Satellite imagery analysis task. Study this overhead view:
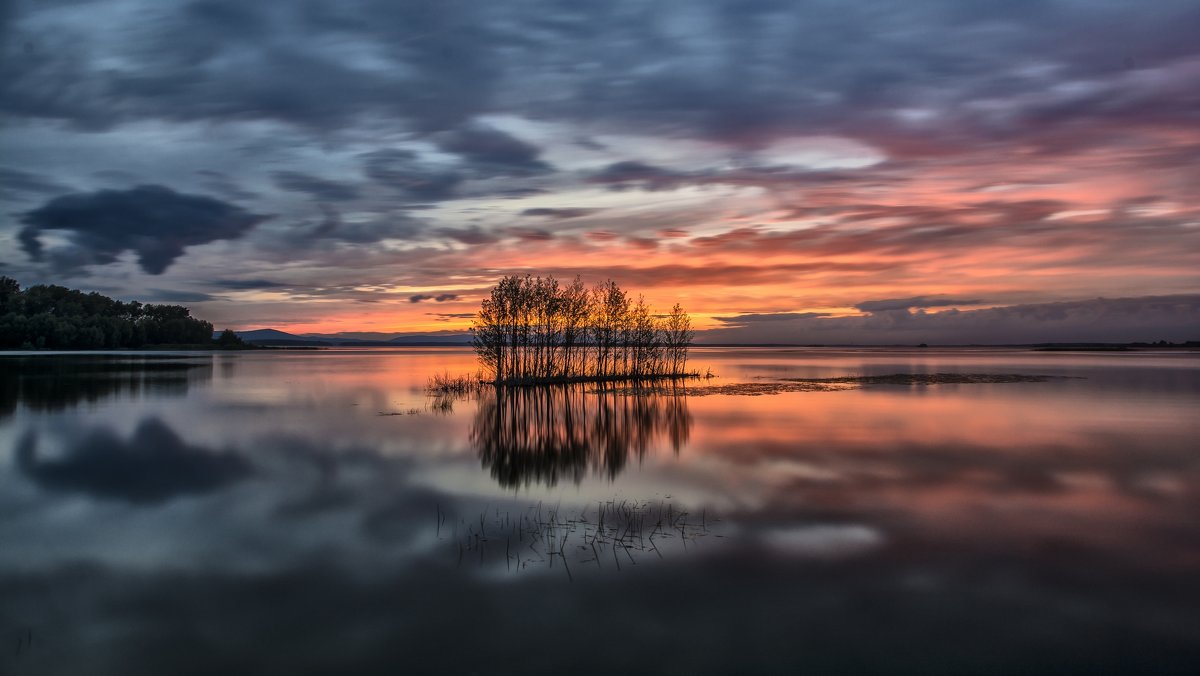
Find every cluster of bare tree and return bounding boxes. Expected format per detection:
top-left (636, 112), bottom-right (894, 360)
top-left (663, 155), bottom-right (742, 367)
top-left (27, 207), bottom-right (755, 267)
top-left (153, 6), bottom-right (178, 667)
top-left (472, 275), bottom-right (694, 384)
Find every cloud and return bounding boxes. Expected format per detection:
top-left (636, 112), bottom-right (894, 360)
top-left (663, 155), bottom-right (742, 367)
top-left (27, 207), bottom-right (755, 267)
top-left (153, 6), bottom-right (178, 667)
top-left (507, 227), bottom-right (553, 241)
top-left (4, 0), bottom-right (1198, 155)
top-left (302, 204), bottom-right (424, 244)
top-left (701, 295), bottom-right (1200, 345)
top-left (0, 0), bottom-right (1197, 329)
top-left (521, 208), bottom-right (599, 219)
top-left (195, 170), bottom-right (260, 202)
top-left (432, 123), bottom-right (552, 176)
top-left (714, 312), bottom-right (831, 324)
top-left (271, 170), bottom-right (360, 202)
top-left (0, 167), bottom-right (73, 199)
top-left (435, 226), bottom-right (500, 245)
top-left (591, 161), bottom-right (689, 191)
top-left (428, 312), bottom-right (475, 321)
top-left (361, 149), bottom-right (463, 202)
top-left (409, 293), bottom-right (459, 303)
top-left (18, 185), bottom-right (269, 275)
top-left (0, 0), bottom-right (498, 132)
top-left (16, 418), bottom-right (252, 504)
top-left (856, 296), bottom-right (985, 313)
top-left (207, 278), bottom-right (288, 290)
top-left (145, 288), bottom-right (219, 303)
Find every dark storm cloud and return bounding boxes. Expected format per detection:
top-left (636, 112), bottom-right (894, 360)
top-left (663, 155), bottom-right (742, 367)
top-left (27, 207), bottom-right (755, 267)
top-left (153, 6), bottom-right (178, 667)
top-left (18, 185), bottom-right (269, 275)
top-left (857, 296), bottom-right (985, 313)
top-left (16, 418), bottom-right (252, 504)
top-left (271, 171), bottom-right (360, 202)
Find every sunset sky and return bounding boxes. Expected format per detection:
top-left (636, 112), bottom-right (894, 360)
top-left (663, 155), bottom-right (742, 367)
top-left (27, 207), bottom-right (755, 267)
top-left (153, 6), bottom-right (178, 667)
top-left (1, 0), bottom-right (1197, 343)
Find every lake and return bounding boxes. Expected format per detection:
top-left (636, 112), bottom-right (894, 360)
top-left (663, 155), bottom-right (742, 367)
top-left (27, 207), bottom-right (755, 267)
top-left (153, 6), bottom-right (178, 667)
top-left (2, 347), bottom-right (1198, 674)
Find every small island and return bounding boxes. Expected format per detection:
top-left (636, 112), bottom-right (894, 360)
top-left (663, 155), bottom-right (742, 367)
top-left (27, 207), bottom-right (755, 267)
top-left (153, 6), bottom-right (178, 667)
top-left (470, 275), bottom-right (695, 385)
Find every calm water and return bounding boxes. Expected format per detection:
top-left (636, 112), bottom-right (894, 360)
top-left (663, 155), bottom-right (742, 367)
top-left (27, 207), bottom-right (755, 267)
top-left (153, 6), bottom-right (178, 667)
top-left (2, 347), bottom-right (1198, 674)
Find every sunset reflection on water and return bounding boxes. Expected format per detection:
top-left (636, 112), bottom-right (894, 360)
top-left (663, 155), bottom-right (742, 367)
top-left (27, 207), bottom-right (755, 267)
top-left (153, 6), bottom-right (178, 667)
top-left (2, 348), bottom-right (1197, 674)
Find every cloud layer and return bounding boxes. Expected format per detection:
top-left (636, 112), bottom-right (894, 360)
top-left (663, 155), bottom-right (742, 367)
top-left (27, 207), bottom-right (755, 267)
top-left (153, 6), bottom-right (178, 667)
top-left (705, 295), bottom-right (1200, 345)
top-left (1, 0), bottom-right (1197, 339)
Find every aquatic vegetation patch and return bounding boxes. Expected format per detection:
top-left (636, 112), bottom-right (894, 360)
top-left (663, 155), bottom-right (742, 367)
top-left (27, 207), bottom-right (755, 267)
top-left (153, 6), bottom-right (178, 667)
top-left (785, 373), bottom-right (1062, 385)
top-left (688, 381), bottom-right (859, 396)
top-left (440, 499), bottom-right (718, 579)
top-left (689, 373), bottom-right (1068, 396)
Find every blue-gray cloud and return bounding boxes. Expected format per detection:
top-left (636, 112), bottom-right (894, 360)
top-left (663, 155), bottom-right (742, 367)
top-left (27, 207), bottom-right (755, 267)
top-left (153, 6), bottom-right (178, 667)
top-left (207, 278), bottom-right (288, 290)
top-left (6, 0), bottom-right (1195, 147)
top-left (19, 185), bottom-right (269, 275)
top-left (271, 171), bottom-right (360, 202)
top-left (521, 208), bottom-right (599, 219)
top-left (856, 296), bottom-right (985, 313)
top-left (0, 167), bottom-right (74, 200)
top-left (714, 312), bottom-right (831, 324)
top-left (433, 123), bottom-right (552, 177)
top-left (702, 296), bottom-right (1200, 345)
top-left (409, 293), bottom-right (459, 303)
top-left (361, 149), bottom-right (463, 202)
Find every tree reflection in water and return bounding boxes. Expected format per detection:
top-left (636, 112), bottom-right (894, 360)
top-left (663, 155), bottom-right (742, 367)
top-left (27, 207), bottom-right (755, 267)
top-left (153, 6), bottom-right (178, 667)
top-left (0, 356), bottom-right (212, 419)
top-left (471, 383), bottom-right (692, 488)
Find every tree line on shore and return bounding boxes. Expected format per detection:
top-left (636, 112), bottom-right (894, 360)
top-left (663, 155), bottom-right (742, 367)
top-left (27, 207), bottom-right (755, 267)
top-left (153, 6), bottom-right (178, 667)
top-left (0, 276), bottom-right (238, 349)
top-left (471, 275), bottom-right (694, 384)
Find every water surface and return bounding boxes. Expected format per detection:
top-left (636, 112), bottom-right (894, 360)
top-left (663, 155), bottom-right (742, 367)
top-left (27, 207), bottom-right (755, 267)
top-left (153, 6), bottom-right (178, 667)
top-left (2, 347), bottom-right (1198, 674)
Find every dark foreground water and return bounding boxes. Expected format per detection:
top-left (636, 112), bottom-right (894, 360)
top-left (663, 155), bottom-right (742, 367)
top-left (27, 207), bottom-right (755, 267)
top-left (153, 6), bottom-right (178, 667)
top-left (2, 347), bottom-right (1198, 675)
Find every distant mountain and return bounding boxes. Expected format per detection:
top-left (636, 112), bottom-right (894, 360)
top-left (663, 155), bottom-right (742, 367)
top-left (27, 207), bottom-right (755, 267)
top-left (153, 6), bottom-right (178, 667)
top-left (389, 333), bottom-right (470, 345)
top-left (231, 329), bottom-right (305, 341)
top-left (300, 332), bottom-right (400, 343)
top-left (223, 328), bottom-right (471, 346)
top-left (221, 329), bottom-right (332, 346)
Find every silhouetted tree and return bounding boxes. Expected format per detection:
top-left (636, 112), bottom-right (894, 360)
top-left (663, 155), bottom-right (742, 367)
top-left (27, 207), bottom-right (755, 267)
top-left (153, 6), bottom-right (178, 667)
top-left (0, 278), bottom-right (215, 349)
top-left (216, 329), bottom-right (244, 348)
top-left (471, 274), bottom-right (694, 383)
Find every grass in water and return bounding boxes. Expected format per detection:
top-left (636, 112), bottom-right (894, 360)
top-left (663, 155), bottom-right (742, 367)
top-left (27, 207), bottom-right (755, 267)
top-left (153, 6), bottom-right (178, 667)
top-left (426, 371), bottom-right (487, 395)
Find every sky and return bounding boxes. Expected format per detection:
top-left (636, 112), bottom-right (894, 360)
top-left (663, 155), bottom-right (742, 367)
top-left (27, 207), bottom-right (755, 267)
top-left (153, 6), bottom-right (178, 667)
top-left (1, 0), bottom-right (1197, 343)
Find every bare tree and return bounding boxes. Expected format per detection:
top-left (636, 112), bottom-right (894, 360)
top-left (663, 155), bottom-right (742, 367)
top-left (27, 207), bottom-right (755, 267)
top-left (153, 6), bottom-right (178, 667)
top-left (471, 274), bottom-right (693, 384)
